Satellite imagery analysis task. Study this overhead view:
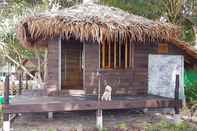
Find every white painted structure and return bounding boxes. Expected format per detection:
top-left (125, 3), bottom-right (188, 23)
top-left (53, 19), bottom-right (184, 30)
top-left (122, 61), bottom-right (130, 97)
top-left (148, 55), bottom-right (185, 101)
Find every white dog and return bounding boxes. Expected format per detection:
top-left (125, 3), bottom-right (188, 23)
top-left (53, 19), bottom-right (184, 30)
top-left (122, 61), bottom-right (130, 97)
top-left (101, 85), bottom-right (112, 101)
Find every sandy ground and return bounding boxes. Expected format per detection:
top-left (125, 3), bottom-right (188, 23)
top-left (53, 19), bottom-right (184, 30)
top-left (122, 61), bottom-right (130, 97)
top-left (12, 109), bottom-right (164, 131)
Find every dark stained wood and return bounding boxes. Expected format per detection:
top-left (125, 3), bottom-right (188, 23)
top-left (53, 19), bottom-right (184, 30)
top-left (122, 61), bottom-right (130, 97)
top-left (47, 39), bottom-right (59, 96)
top-left (84, 42), bottom-right (99, 95)
top-left (4, 95), bottom-right (180, 113)
top-left (175, 74), bottom-right (180, 114)
top-left (3, 75), bottom-right (9, 121)
top-left (19, 73), bottom-right (22, 95)
top-left (61, 40), bottom-right (83, 90)
top-left (46, 39), bottom-right (185, 96)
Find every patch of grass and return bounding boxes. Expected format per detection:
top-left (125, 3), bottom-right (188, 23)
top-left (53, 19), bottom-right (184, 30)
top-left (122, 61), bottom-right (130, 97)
top-left (99, 128), bottom-right (108, 131)
top-left (116, 122), bottom-right (128, 129)
top-left (47, 128), bottom-right (57, 131)
top-left (146, 120), bottom-right (197, 131)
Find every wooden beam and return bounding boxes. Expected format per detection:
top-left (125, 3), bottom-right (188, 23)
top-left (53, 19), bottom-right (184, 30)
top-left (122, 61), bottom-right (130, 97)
top-left (4, 98), bottom-right (180, 113)
top-left (175, 74), bottom-right (180, 114)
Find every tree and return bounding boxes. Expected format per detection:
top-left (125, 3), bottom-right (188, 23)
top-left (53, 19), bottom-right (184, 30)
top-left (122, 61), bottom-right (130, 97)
top-left (101, 0), bottom-right (196, 44)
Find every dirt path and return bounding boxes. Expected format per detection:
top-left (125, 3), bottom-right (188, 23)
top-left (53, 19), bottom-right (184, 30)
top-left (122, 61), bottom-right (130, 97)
top-left (12, 109), bottom-right (163, 131)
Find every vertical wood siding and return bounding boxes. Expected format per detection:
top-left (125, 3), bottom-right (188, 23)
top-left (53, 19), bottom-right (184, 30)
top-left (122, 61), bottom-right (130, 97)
top-left (47, 39), bottom-right (59, 96)
top-left (46, 39), bottom-right (184, 96)
top-left (84, 42), bottom-right (99, 95)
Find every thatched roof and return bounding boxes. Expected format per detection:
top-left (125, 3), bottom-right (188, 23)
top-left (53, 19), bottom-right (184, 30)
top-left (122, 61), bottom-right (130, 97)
top-left (16, 3), bottom-right (197, 60)
top-left (17, 3), bottom-right (180, 46)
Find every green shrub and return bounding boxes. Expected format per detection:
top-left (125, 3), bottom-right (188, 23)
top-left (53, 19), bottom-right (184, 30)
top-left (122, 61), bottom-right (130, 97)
top-left (184, 69), bottom-right (197, 103)
top-left (146, 120), bottom-right (197, 131)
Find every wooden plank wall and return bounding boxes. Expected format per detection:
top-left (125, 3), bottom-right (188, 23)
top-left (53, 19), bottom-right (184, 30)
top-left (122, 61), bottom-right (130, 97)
top-left (46, 39), bottom-right (59, 96)
top-left (45, 39), bottom-right (185, 96)
top-left (84, 42), bottom-right (184, 96)
top-left (84, 42), bottom-right (99, 95)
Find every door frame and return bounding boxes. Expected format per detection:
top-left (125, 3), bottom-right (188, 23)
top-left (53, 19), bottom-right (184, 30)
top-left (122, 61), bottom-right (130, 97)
top-left (58, 38), bottom-right (84, 91)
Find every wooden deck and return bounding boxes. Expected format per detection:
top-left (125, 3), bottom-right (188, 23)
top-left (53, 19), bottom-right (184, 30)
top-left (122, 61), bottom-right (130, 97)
top-left (3, 91), bottom-right (181, 113)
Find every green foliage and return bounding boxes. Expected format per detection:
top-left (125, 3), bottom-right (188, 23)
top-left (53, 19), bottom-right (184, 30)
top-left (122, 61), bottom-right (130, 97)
top-left (116, 122), bottom-right (128, 129)
top-left (182, 24), bottom-right (196, 44)
top-left (101, 0), bottom-right (162, 19)
top-left (184, 69), bottom-right (197, 103)
top-left (0, 1), bottom-right (46, 63)
top-left (185, 83), bottom-right (197, 103)
top-left (101, 0), bottom-right (196, 44)
top-left (146, 120), bottom-right (197, 131)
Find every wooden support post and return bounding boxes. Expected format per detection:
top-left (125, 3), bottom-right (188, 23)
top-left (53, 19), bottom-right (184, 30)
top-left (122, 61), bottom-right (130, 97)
top-left (19, 73), bottom-right (22, 95)
top-left (96, 109), bottom-right (103, 129)
top-left (48, 112), bottom-right (53, 120)
top-left (25, 74), bottom-right (28, 90)
top-left (96, 70), bottom-right (103, 129)
top-left (3, 75), bottom-right (10, 131)
top-left (175, 74), bottom-right (180, 114)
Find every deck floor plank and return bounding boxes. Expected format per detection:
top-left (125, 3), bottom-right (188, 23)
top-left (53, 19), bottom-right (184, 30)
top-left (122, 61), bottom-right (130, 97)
top-left (3, 92), bottom-right (179, 113)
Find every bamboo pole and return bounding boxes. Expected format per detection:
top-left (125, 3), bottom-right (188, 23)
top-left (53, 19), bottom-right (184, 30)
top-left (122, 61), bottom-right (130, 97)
top-left (125, 43), bottom-right (128, 68)
top-left (102, 44), bottom-right (105, 68)
top-left (119, 43), bottom-right (121, 68)
top-left (131, 44), bottom-right (135, 69)
top-left (114, 43), bottom-right (116, 68)
top-left (108, 43), bottom-right (111, 68)
top-left (129, 43), bottom-right (132, 67)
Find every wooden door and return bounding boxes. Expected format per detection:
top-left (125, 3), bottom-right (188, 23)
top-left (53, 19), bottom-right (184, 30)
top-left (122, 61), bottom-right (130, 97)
top-left (62, 40), bottom-right (83, 90)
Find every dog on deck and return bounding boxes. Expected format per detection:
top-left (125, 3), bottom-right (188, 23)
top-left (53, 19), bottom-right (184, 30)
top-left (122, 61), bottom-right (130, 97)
top-left (101, 85), bottom-right (112, 101)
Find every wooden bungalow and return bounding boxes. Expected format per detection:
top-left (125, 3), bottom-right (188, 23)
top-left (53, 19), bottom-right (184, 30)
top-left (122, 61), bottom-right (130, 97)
top-left (2, 3), bottom-right (197, 130)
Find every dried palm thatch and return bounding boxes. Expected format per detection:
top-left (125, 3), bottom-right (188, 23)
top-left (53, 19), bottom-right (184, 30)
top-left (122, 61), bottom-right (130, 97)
top-left (16, 3), bottom-right (179, 46)
top-left (16, 3), bottom-right (197, 60)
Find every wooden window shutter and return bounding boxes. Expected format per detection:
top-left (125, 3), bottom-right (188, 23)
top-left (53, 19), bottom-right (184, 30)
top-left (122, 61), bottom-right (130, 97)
top-left (158, 43), bottom-right (168, 53)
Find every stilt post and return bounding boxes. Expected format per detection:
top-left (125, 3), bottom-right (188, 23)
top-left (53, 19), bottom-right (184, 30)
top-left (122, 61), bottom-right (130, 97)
top-left (3, 75), bottom-right (10, 131)
top-left (175, 74), bottom-right (180, 114)
top-left (18, 73), bottom-right (22, 95)
top-left (25, 74), bottom-right (28, 90)
top-left (48, 112), bottom-right (53, 119)
top-left (96, 69), bottom-right (103, 129)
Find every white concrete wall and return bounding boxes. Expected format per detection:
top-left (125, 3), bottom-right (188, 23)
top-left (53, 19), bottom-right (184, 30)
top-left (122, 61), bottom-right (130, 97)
top-left (148, 55), bottom-right (185, 100)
